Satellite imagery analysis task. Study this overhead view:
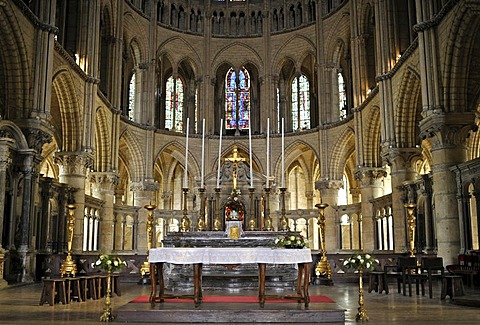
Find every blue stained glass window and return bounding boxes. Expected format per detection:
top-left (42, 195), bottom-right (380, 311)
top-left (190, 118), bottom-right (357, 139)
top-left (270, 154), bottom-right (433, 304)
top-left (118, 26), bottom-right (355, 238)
top-left (291, 74), bottom-right (310, 130)
top-left (225, 67), bottom-right (250, 130)
top-left (165, 76), bottom-right (184, 132)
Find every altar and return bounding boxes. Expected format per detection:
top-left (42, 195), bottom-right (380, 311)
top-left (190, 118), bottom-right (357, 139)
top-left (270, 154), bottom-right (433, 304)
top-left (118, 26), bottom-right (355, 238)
top-left (149, 247), bottom-right (312, 308)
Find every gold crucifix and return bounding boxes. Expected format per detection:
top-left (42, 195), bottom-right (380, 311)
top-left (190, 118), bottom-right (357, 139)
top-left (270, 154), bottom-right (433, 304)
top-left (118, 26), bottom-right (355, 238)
top-left (225, 146), bottom-right (246, 189)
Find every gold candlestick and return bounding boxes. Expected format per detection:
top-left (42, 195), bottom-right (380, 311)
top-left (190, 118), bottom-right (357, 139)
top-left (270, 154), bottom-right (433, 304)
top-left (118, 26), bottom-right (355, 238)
top-left (60, 203), bottom-right (77, 277)
top-left (263, 187), bottom-right (273, 231)
top-left (180, 188), bottom-right (191, 231)
top-left (355, 268), bottom-right (369, 322)
top-left (100, 270), bottom-right (114, 322)
top-left (248, 187), bottom-right (256, 230)
top-left (213, 188), bottom-right (222, 231)
top-left (315, 202), bottom-right (332, 283)
top-left (197, 188), bottom-right (207, 231)
top-left (140, 203), bottom-right (156, 278)
top-left (279, 187), bottom-right (288, 231)
top-left (405, 203), bottom-right (417, 257)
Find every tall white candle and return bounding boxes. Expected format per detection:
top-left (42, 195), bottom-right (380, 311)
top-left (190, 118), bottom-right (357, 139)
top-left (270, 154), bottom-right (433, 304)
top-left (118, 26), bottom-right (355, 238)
top-left (201, 118), bottom-right (205, 188)
top-left (281, 118), bottom-right (285, 188)
top-left (266, 118), bottom-right (270, 188)
top-left (216, 119), bottom-right (223, 188)
top-left (184, 117), bottom-right (189, 188)
top-left (249, 120), bottom-right (253, 188)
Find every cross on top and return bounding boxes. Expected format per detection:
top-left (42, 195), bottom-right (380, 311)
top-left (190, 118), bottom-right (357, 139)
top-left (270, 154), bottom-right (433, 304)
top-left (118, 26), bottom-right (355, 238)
top-left (225, 146), bottom-right (246, 189)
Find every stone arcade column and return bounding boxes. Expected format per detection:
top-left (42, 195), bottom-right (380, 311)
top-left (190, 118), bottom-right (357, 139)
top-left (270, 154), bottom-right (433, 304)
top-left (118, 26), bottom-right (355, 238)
top-left (383, 148), bottom-right (421, 253)
top-left (90, 172), bottom-right (119, 252)
top-left (0, 141), bottom-right (12, 289)
top-left (55, 152), bottom-right (92, 252)
top-left (354, 167), bottom-right (387, 251)
top-left (131, 180), bottom-right (159, 253)
top-left (315, 179), bottom-right (342, 252)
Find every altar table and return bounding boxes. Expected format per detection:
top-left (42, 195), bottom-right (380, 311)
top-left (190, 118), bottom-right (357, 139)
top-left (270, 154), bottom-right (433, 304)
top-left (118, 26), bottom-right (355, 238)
top-left (149, 247), bottom-right (312, 308)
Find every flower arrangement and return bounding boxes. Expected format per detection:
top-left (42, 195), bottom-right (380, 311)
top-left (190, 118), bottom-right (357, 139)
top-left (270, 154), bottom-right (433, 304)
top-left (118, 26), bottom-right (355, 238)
top-left (225, 189), bottom-right (245, 221)
top-left (342, 253), bottom-right (379, 272)
top-left (276, 233), bottom-right (309, 249)
top-left (92, 254), bottom-right (127, 272)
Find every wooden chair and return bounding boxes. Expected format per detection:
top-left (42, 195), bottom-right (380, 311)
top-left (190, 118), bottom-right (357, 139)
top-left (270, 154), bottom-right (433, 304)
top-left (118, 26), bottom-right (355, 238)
top-left (421, 257), bottom-right (444, 298)
top-left (384, 261), bottom-right (403, 294)
top-left (398, 257), bottom-right (424, 296)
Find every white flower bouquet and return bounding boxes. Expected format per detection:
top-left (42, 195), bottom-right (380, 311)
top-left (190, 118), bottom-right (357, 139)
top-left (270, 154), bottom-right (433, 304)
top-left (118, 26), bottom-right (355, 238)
top-left (276, 234), bottom-right (309, 249)
top-left (92, 254), bottom-right (127, 272)
top-left (342, 253), bottom-right (379, 271)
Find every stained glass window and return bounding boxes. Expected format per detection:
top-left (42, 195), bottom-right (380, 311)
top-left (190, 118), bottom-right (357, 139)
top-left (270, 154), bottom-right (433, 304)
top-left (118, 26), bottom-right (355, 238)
top-left (338, 72), bottom-right (347, 120)
top-left (225, 67), bottom-right (250, 130)
top-left (128, 73), bottom-right (136, 120)
top-left (291, 74), bottom-right (310, 130)
top-left (165, 76), bottom-right (184, 131)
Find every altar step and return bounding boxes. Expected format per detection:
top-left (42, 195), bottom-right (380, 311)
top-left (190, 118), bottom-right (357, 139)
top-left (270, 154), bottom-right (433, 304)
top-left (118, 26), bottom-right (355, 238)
top-left (115, 301), bottom-right (346, 323)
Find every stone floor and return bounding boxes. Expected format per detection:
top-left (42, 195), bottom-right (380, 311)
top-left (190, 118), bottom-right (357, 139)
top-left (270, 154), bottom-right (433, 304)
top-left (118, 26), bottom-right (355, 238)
top-left (1, 278), bottom-right (480, 324)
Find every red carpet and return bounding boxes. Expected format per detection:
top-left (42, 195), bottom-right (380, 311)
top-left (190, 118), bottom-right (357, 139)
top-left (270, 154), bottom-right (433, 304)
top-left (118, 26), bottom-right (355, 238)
top-left (131, 295), bottom-right (334, 303)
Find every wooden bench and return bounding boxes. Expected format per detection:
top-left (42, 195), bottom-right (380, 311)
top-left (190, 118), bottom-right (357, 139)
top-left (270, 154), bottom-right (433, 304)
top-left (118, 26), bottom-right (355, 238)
top-left (441, 275), bottom-right (465, 299)
top-left (39, 278), bottom-right (67, 306)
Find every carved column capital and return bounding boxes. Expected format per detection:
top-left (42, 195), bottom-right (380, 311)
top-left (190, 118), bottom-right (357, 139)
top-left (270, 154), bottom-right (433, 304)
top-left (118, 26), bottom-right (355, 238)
top-left (419, 111), bottom-right (477, 150)
top-left (90, 172), bottom-right (120, 192)
top-left (130, 179), bottom-right (159, 192)
top-left (354, 167), bottom-right (387, 187)
top-left (315, 178), bottom-right (343, 191)
top-left (54, 152), bottom-right (93, 176)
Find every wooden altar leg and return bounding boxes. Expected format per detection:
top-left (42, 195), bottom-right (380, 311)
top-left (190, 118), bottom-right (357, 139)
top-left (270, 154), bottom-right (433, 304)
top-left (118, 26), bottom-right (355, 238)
top-left (193, 263), bottom-right (202, 307)
top-left (303, 262), bottom-right (311, 308)
top-left (258, 263), bottom-right (266, 308)
top-left (297, 263), bottom-right (304, 302)
top-left (149, 263), bottom-right (157, 307)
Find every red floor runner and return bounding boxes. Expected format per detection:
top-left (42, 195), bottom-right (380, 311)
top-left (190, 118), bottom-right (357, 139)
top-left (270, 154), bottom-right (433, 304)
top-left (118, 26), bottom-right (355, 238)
top-left (131, 295), bottom-right (334, 303)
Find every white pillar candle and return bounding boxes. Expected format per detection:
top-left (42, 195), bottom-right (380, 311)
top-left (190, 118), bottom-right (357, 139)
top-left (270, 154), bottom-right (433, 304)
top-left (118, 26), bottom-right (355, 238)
top-left (201, 118), bottom-right (205, 188)
top-left (281, 118), bottom-right (285, 188)
top-left (249, 120), bottom-right (253, 188)
top-left (184, 117), bottom-right (189, 188)
top-left (266, 117), bottom-right (270, 188)
top-left (216, 119), bottom-right (223, 188)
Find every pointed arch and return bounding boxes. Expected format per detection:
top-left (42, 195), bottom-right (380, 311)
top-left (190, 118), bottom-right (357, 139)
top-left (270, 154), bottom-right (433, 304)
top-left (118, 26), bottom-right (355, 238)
top-left (94, 106), bottom-right (112, 172)
top-left (118, 129), bottom-right (145, 181)
top-left (396, 67), bottom-right (422, 148)
top-left (329, 127), bottom-right (356, 181)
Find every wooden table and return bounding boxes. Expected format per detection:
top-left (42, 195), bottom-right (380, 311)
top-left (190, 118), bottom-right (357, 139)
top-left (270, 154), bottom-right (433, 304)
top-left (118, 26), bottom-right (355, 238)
top-left (149, 247), bottom-right (312, 308)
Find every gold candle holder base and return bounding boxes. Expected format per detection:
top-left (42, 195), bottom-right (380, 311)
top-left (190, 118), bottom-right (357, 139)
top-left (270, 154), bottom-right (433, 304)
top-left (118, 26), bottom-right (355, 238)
top-left (355, 268), bottom-right (369, 322)
top-left (100, 271), bottom-right (114, 322)
top-left (59, 255), bottom-right (77, 277)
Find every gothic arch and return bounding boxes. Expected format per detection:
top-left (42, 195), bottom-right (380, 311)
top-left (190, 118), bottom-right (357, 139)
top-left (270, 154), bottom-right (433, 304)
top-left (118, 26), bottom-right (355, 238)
top-left (211, 42), bottom-right (263, 74)
top-left (157, 36), bottom-right (203, 69)
top-left (329, 126), bottom-right (355, 181)
top-left (94, 106), bottom-right (112, 172)
top-left (443, 3), bottom-right (480, 112)
top-left (51, 68), bottom-right (83, 152)
top-left (363, 106), bottom-right (381, 166)
top-left (118, 129), bottom-right (145, 182)
top-left (0, 1), bottom-right (31, 119)
top-left (395, 67), bottom-right (422, 148)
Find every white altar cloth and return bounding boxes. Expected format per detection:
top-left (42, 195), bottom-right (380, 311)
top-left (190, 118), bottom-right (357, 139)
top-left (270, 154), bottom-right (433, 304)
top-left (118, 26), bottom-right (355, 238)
top-left (149, 247), bottom-right (312, 265)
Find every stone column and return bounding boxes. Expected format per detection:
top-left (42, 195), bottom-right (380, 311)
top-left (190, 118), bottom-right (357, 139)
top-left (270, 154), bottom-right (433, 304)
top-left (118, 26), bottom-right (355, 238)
top-left (0, 139), bottom-right (13, 251)
top-left (383, 148), bottom-right (421, 253)
top-left (90, 172), bottom-right (119, 252)
top-left (130, 180), bottom-right (159, 253)
top-left (354, 167), bottom-right (387, 251)
top-left (54, 152), bottom-right (92, 252)
top-left (315, 178), bottom-right (343, 252)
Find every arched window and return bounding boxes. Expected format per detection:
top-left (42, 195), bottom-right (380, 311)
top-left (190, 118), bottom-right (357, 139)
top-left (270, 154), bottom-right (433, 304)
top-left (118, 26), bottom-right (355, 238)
top-left (225, 67), bottom-right (251, 132)
top-left (165, 76), bottom-right (185, 132)
top-left (338, 72), bottom-right (347, 120)
top-left (291, 74), bottom-right (310, 130)
top-left (128, 73), bottom-right (136, 121)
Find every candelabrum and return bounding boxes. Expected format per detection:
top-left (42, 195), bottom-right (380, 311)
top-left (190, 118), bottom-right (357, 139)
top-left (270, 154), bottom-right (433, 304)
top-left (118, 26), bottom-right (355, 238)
top-left (405, 203), bottom-right (417, 257)
top-left (180, 188), bottom-right (191, 232)
top-left (213, 187), bottom-right (222, 231)
top-left (197, 188), bottom-right (207, 231)
top-left (60, 203), bottom-right (77, 277)
top-left (355, 268), bottom-right (369, 322)
top-left (100, 270), bottom-right (114, 322)
top-left (279, 187), bottom-right (288, 231)
top-left (314, 202), bottom-right (332, 283)
top-left (140, 203), bottom-right (156, 279)
top-left (263, 187), bottom-right (273, 231)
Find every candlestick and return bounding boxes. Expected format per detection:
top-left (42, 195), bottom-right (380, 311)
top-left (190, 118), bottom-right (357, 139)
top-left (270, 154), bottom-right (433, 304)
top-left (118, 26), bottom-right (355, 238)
top-left (249, 120), bottom-right (253, 188)
top-left (184, 117), bottom-right (189, 188)
top-left (216, 118), bottom-right (223, 188)
top-left (266, 117), bottom-right (270, 188)
top-left (281, 117), bottom-right (285, 188)
top-left (201, 118), bottom-right (205, 188)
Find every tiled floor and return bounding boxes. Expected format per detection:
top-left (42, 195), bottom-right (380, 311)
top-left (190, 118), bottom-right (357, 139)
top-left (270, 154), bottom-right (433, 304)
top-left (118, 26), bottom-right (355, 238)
top-left (1, 279), bottom-right (480, 324)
